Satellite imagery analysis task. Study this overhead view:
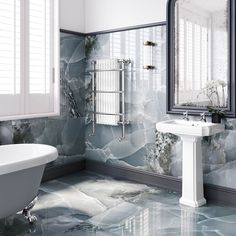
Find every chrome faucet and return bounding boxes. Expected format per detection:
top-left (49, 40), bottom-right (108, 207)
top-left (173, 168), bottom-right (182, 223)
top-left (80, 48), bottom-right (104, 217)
top-left (183, 111), bottom-right (189, 121)
top-left (200, 112), bottom-right (207, 122)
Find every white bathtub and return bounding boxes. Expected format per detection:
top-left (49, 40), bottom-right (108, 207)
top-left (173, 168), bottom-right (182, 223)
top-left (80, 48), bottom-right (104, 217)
top-left (0, 144), bottom-right (58, 220)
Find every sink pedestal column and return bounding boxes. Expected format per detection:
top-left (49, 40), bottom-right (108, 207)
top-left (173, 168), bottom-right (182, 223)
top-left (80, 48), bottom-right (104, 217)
top-left (179, 136), bottom-right (206, 208)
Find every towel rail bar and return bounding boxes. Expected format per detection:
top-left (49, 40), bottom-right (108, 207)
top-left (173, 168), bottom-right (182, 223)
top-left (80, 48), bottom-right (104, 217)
top-left (91, 90), bottom-right (124, 94)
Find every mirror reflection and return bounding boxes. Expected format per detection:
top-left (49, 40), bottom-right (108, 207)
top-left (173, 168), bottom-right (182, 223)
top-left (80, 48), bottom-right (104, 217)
top-left (174, 0), bottom-right (229, 108)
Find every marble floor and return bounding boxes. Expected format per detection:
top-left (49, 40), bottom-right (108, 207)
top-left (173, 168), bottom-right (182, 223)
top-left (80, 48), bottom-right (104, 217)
top-left (1, 172), bottom-right (236, 236)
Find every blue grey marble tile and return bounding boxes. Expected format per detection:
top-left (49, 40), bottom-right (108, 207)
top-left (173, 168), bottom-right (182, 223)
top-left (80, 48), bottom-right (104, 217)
top-left (1, 172), bottom-right (236, 236)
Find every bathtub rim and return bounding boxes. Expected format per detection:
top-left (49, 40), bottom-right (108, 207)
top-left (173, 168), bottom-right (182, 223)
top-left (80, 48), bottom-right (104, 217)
top-left (0, 144), bottom-right (58, 176)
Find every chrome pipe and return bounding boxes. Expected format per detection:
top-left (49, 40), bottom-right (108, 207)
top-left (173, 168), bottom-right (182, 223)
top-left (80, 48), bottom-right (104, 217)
top-left (91, 61), bottom-right (96, 135)
top-left (88, 111), bottom-right (123, 116)
top-left (121, 61), bottom-right (125, 139)
top-left (88, 69), bottom-right (125, 72)
top-left (91, 90), bottom-right (124, 94)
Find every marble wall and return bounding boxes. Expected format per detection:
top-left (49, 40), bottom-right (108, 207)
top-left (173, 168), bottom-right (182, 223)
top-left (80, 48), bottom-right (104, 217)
top-left (0, 32), bottom-right (86, 167)
top-left (0, 28), bottom-right (236, 190)
top-left (85, 26), bottom-right (167, 168)
top-left (84, 25), bottom-right (236, 190)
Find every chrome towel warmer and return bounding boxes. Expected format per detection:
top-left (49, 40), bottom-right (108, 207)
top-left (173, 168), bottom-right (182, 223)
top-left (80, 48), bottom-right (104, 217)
top-left (88, 59), bottom-right (131, 140)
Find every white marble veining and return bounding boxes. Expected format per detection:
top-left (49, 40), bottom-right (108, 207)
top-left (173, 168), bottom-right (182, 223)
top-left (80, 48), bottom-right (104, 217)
top-left (0, 171), bottom-right (236, 235)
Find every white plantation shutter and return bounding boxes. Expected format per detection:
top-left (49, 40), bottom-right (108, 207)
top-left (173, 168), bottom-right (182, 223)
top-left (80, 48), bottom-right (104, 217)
top-left (0, 0), bottom-right (22, 116)
top-left (177, 6), bottom-right (210, 94)
top-left (0, 0), bottom-right (59, 120)
top-left (26, 0), bottom-right (56, 114)
top-left (29, 0), bottom-right (51, 94)
top-left (0, 0), bottom-right (20, 95)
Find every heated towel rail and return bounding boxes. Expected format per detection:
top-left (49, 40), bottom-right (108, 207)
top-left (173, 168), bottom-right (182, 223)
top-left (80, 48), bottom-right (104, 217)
top-left (88, 59), bottom-right (131, 140)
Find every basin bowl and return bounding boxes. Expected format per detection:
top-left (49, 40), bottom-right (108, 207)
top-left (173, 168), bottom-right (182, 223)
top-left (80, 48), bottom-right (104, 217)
top-left (156, 119), bottom-right (224, 137)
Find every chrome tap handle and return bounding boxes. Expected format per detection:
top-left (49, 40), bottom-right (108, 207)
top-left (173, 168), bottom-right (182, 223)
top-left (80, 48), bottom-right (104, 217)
top-left (200, 112), bottom-right (207, 122)
top-left (183, 111), bottom-right (189, 121)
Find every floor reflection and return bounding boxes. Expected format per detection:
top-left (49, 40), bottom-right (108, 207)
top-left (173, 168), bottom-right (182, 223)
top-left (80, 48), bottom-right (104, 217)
top-left (181, 207), bottom-right (198, 236)
top-left (0, 171), bottom-right (236, 236)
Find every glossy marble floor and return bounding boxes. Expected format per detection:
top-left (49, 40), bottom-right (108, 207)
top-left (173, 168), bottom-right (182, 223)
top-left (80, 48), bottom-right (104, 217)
top-left (1, 171), bottom-right (236, 236)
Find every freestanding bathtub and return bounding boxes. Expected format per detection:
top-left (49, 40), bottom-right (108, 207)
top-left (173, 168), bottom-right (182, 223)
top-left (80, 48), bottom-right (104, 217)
top-left (0, 144), bottom-right (58, 223)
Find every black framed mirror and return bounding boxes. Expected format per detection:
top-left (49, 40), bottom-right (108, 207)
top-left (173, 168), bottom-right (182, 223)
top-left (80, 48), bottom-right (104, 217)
top-left (167, 0), bottom-right (236, 117)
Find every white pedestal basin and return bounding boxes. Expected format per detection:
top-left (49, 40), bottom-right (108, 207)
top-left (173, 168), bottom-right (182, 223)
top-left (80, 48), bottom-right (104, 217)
top-left (156, 119), bottom-right (224, 207)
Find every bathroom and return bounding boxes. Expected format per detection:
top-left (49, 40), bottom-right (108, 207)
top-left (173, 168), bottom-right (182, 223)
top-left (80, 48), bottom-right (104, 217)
top-left (0, 0), bottom-right (236, 235)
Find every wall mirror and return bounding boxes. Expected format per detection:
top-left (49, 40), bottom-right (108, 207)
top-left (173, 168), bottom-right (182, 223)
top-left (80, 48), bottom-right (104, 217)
top-left (167, 0), bottom-right (236, 117)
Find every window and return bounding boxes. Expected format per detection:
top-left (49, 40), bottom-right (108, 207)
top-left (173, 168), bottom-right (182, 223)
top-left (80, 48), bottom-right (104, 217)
top-left (0, 0), bottom-right (59, 120)
top-left (110, 32), bottom-right (122, 58)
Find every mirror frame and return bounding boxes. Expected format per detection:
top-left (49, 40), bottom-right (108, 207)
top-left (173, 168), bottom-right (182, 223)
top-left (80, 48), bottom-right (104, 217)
top-left (167, 0), bottom-right (236, 117)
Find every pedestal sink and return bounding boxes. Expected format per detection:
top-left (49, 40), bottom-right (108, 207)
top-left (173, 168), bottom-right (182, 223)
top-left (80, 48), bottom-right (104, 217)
top-left (156, 119), bottom-right (224, 207)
